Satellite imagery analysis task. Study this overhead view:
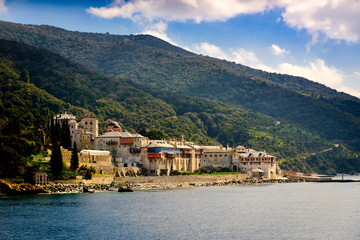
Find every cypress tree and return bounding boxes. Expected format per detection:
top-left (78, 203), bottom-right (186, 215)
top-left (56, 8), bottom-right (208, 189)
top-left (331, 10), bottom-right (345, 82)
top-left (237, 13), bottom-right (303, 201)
top-left (50, 143), bottom-right (63, 178)
top-left (61, 120), bottom-right (72, 149)
top-left (20, 69), bottom-right (30, 83)
top-left (70, 142), bottom-right (79, 178)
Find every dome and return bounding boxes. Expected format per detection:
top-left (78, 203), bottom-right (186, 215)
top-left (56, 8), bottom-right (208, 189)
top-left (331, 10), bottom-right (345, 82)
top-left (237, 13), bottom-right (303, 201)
top-left (108, 121), bottom-right (120, 127)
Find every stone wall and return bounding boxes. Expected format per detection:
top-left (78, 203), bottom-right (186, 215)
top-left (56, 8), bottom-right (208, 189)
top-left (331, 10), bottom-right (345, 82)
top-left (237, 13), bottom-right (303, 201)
top-left (114, 174), bottom-right (248, 184)
top-left (60, 147), bottom-right (72, 167)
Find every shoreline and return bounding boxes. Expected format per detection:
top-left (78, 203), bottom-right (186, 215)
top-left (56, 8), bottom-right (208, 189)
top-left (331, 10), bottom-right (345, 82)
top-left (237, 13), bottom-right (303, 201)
top-left (1, 176), bottom-right (305, 197)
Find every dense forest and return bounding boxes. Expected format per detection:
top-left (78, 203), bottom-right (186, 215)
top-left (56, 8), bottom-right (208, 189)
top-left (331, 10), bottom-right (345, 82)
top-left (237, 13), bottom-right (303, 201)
top-left (0, 20), bottom-right (359, 176)
top-left (1, 20), bottom-right (359, 146)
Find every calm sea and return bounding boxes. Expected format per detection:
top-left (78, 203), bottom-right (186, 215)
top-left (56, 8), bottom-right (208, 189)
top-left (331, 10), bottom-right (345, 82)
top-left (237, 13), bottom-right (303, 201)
top-left (1, 176), bottom-right (360, 240)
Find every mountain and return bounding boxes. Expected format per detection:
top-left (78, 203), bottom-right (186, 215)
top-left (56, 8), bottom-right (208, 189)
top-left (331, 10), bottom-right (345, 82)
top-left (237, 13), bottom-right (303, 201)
top-left (0, 21), bottom-right (359, 173)
top-left (0, 20), bottom-right (359, 148)
top-left (1, 38), bottom-right (348, 173)
top-left (0, 55), bottom-right (89, 178)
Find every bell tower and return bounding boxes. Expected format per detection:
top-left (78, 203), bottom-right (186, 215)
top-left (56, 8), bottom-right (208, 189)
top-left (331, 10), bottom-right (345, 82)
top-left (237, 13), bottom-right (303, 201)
top-left (81, 112), bottom-right (98, 137)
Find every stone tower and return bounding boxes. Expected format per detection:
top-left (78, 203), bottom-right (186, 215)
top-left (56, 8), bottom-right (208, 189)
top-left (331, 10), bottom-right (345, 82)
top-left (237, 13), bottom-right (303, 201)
top-left (81, 113), bottom-right (98, 137)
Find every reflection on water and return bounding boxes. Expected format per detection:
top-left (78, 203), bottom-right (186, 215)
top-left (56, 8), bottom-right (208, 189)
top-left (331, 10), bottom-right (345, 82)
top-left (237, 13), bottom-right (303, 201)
top-left (1, 182), bottom-right (360, 240)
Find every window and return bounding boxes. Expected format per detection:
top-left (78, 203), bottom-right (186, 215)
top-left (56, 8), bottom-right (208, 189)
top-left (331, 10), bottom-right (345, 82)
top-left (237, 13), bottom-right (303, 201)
top-left (90, 121), bottom-right (93, 125)
top-left (209, 155), bottom-right (212, 157)
top-left (225, 154), bottom-right (227, 157)
top-left (219, 155), bottom-right (222, 157)
top-left (85, 121), bottom-right (88, 125)
top-left (214, 155), bottom-right (217, 157)
top-left (205, 154), bottom-right (207, 157)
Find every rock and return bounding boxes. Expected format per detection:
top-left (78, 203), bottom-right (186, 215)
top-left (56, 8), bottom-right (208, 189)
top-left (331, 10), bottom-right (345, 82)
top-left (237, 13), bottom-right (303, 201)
top-left (118, 185), bottom-right (133, 192)
top-left (0, 180), bottom-right (46, 196)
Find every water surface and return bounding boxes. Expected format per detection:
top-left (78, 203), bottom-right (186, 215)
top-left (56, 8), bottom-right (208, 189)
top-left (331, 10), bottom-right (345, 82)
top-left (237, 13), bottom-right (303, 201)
top-left (1, 181), bottom-right (360, 240)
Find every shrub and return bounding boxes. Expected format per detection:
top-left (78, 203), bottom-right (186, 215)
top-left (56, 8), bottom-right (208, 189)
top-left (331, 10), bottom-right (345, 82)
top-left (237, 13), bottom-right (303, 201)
top-left (170, 170), bottom-right (180, 176)
top-left (194, 167), bottom-right (207, 174)
top-left (160, 169), bottom-right (168, 176)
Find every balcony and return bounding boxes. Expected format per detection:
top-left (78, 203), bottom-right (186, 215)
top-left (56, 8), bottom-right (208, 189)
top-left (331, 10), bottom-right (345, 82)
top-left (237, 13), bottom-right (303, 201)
top-left (106, 140), bottom-right (118, 145)
top-left (120, 138), bottom-right (133, 145)
top-left (148, 153), bottom-right (164, 159)
top-left (130, 147), bottom-right (141, 153)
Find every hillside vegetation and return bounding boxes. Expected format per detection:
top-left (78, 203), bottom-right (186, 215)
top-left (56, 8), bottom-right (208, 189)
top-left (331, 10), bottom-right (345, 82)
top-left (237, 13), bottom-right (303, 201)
top-left (0, 21), bottom-right (359, 173)
top-left (1, 39), bottom-right (349, 173)
top-left (1, 21), bottom-right (359, 146)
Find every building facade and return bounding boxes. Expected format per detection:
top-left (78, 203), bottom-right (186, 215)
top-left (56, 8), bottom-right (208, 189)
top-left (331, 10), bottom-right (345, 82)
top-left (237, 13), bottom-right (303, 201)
top-left (53, 113), bottom-right (277, 177)
top-left (231, 147), bottom-right (277, 179)
top-left (201, 146), bottom-right (232, 169)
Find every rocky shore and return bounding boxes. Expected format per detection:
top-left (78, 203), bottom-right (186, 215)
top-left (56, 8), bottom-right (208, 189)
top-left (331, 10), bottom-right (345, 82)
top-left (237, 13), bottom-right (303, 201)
top-left (0, 178), bottom-right (305, 196)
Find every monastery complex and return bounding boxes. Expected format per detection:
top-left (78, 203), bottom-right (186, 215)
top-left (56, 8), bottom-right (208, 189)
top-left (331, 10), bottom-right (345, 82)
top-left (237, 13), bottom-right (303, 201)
top-left (54, 112), bottom-right (278, 179)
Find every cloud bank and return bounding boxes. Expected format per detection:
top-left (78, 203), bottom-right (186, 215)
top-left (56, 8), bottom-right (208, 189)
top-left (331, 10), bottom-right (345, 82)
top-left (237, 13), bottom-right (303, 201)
top-left (87, 0), bottom-right (360, 43)
top-left (193, 42), bottom-right (359, 98)
top-left (0, 0), bottom-right (7, 12)
top-left (271, 44), bottom-right (290, 56)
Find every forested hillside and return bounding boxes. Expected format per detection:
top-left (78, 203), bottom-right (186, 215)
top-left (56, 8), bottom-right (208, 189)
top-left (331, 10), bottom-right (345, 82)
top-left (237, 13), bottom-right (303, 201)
top-left (0, 21), bottom-right (359, 173)
top-left (2, 39), bottom-right (356, 172)
top-left (0, 57), bottom-right (87, 178)
top-left (1, 20), bottom-right (359, 147)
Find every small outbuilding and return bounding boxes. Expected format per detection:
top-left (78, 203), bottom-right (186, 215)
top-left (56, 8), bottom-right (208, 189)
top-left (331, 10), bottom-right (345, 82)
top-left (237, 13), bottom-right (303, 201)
top-left (251, 168), bottom-right (264, 178)
top-left (33, 170), bottom-right (48, 185)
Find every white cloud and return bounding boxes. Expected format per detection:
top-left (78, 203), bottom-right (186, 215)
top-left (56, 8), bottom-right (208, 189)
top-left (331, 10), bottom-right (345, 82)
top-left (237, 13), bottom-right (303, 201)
top-left (271, 44), bottom-right (290, 56)
top-left (232, 48), bottom-right (260, 65)
top-left (278, 59), bottom-right (344, 88)
top-left (192, 43), bottom-right (273, 71)
top-left (193, 42), bottom-right (228, 60)
top-left (279, 0), bottom-right (360, 43)
top-left (0, 0), bottom-right (7, 12)
top-left (87, 0), bottom-right (360, 43)
top-left (355, 71), bottom-right (360, 79)
top-left (337, 86), bottom-right (360, 98)
top-left (140, 21), bottom-right (177, 45)
top-left (191, 42), bottom-right (360, 97)
top-left (87, 0), bottom-right (274, 23)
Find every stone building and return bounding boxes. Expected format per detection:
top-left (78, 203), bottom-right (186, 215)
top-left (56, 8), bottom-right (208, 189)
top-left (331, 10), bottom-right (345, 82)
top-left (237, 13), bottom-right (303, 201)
top-left (107, 121), bottom-right (122, 132)
top-left (79, 150), bottom-right (113, 174)
top-left (201, 147), bottom-right (232, 169)
top-left (33, 170), bottom-right (48, 185)
top-left (59, 112), bottom-right (99, 149)
top-left (81, 113), bottom-right (98, 138)
top-left (52, 112), bottom-right (277, 178)
top-left (142, 139), bottom-right (202, 175)
top-left (231, 146), bottom-right (277, 179)
top-left (95, 130), bottom-right (148, 164)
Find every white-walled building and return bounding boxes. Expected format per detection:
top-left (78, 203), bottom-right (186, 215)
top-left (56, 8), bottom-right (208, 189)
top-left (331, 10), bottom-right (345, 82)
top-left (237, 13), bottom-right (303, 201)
top-left (231, 147), bottom-right (277, 179)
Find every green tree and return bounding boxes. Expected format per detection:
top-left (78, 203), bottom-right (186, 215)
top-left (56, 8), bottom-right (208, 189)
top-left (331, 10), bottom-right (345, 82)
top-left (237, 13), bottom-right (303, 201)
top-left (140, 128), bottom-right (167, 140)
top-left (20, 69), bottom-right (30, 83)
top-left (61, 120), bottom-right (72, 149)
top-left (50, 143), bottom-right (63, 177)
top-left (70, 142), bottom-right (79, 177)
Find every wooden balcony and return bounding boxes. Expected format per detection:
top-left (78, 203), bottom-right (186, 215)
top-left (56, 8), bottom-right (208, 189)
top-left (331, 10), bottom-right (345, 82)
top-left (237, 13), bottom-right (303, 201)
top-left (120, 138), bottom-right (133, 145)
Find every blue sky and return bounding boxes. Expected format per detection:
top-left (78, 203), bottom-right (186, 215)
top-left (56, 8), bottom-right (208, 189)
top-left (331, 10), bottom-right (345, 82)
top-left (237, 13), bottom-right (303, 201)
top-left (1, 0), bottom-right (360, 98)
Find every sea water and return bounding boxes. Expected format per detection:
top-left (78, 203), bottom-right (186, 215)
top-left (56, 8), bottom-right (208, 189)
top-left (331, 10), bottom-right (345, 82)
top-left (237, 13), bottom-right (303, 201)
top-left (1, 179), bottom-right (360, 240)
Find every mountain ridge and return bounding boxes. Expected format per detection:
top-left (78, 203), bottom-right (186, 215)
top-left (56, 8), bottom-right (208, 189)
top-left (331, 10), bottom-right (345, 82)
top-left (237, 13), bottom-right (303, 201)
top-left (0, 21), bottom-right (359, 172)
top-left (2, 38), bottom-right (353, 172)
top-left (1, 20), bottom-right (359, 146)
